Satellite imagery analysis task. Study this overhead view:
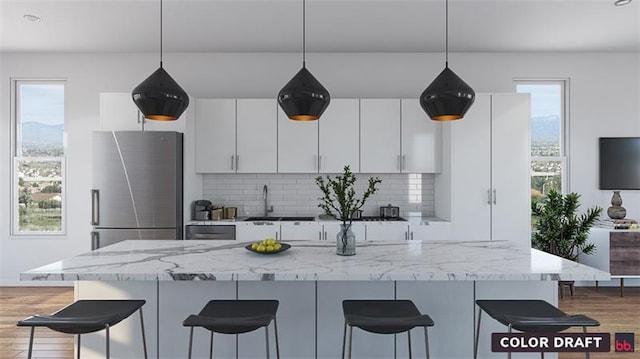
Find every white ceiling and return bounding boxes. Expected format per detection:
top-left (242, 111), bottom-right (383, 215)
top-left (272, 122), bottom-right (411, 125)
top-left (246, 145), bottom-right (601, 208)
top-left (1, 0), bottom-right (639, 53)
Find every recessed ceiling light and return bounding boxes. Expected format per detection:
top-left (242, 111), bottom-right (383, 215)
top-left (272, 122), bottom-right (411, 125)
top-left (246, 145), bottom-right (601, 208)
top-left (614, 0), bottom-right (632, 6)
top-left (23, 14), bottom-right (41, 22)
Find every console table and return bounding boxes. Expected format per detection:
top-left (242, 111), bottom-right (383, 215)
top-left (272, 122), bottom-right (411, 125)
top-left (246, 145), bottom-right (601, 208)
top-left (581, 228), bottom-right (640, 296)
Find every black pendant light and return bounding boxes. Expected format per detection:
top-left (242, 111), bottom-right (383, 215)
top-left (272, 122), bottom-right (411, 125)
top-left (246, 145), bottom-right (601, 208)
top-left (132, 0), bottom-right (189, 121)
top-left (420, 0), bottom-right (475, 121)
top-left (278, 0), bottom-right (330, 121)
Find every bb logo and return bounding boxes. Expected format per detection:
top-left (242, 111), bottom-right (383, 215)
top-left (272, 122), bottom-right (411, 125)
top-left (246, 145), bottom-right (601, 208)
top-left (614, 333), bottom-right (635, 352)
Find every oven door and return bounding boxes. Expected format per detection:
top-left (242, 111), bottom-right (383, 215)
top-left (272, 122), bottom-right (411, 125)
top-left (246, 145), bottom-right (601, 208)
top-left (185, 225), bottom-right (236, 240)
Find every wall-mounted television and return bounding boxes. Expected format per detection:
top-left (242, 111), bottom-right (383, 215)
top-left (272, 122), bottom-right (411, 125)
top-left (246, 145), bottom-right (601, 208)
top-left (599, 137), bottom-right (640, 190)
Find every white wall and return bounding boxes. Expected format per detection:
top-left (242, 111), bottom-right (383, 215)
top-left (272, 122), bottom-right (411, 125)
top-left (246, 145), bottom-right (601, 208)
top-left (1, 51), bottom-right (638, 285)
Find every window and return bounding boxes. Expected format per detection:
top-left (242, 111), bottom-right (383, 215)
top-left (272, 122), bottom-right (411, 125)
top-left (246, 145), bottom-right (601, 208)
top-left (11, 80), bottom-right (66, 234)
top-left (516, 80), bottom-right (568, 203)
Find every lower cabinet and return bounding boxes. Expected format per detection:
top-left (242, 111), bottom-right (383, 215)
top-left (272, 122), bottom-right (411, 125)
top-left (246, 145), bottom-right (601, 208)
top-left (280, 222), bottom-right (323, 241)
top-left (316, 281), bottom-right (396, 359)
top-left (408, 222), bottom-right (451, 241)
top-left (235, 223), bottom-right (280, 242)
top-left (364, 222), bottom-right (409, 241)
top-left (322, 222), bottom-right (366, 243)
top-left (237, 281), bottom-right (316, 359)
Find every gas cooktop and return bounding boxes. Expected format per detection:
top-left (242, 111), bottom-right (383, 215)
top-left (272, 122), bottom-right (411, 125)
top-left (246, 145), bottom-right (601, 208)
top-left (353, 216), bottom-right (407, 222)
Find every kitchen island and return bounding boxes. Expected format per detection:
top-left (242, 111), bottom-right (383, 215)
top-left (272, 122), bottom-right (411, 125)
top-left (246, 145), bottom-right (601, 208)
top-left (22, 240), bottom-right (609, 359)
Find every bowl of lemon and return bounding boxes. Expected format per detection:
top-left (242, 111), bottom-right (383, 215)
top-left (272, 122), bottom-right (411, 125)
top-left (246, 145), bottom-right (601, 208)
top-left (245, 238), bottom-right (291, 254)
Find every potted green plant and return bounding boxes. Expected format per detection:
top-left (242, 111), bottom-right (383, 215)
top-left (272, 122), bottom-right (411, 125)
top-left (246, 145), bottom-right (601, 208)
top-left (316, 165), bottom-right (381, 255)
top-left (531, 189), bottom-right (602, 261)
top-left (531, 189), bottom-right (602, 296)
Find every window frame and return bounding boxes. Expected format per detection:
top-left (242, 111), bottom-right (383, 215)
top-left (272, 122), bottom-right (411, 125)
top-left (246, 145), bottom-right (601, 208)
top-left (10, 78), bottom-right (67, 236)
top-left (514, 78), bottom-right (570, 194)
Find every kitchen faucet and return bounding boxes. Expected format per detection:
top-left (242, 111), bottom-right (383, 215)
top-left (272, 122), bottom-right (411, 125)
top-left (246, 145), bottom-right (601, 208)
top-left (263, 185), bottom-right (274, 216)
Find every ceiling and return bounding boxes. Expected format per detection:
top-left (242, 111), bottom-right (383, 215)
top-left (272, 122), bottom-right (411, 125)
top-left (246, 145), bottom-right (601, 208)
top-left (1, 0), bottom-right (639, 53)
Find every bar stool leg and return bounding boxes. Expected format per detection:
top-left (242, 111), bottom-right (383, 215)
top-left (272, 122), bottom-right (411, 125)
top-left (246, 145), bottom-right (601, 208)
top-left (77, 334), bottom-right (81, 359)
top-left (474, 307), bottom-right (482, 359)
top-left (407, 329), bottom-right (412, 359)
top-left (209, 331), bottom-right (214, 359)
top-left (341, 321), bottom-right (348, 359)
top-left (27, 327), bottom-right (35, 359)
top-left (106, 324), bottom-right (110, 359)
top-left (348, 325), bottom-right (354, 359)
top-left (583, 326), bottom-right (590, 359)
top-left (187, 327), bottom-right (194, 359)
top-left (139, 308), bottom-right (148, 359)
top-left (424, 327), bottom-right (430, 359)
top-left (273, 318), bottom-right (281, 359)
top-left (265, 325), bottom-right (270, 359)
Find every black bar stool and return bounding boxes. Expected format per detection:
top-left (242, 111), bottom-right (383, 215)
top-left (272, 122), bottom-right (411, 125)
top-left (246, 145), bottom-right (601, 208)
top-left (474, 299), bottom-right (600, 359)
top-left (183, 299), bottom-right (280, 359)
top-left (17, 299), bottom-right (147, 359)
top-left (341, 299), bottom-right (435, 359)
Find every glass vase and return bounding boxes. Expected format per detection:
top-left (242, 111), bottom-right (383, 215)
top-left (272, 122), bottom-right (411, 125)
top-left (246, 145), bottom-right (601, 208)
top-left (336, 224), bottom-right (356, 256)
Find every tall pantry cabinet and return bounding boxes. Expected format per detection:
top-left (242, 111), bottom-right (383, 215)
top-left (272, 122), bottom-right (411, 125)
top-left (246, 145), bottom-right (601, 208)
top-left (442, 93), bottom-right (531, 245)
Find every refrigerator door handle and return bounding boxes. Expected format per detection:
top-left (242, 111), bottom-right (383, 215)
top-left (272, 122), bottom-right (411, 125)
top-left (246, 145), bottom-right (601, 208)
top-left (91, 231), bottom-right (100, 250)
top-left (91, 189), bottom-right (100, 225)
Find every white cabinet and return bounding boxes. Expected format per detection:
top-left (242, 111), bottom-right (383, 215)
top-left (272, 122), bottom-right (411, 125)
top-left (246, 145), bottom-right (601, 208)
top-left (235, 223), bottom-right (280, 242)
top-left (448, 93), bottom-right (530, 244)
top-left (401, 99), bottom-right (442, 173)
top-left (408, 222), bottom-right (451, 241)
top-left (318, 99), bottom-right (360, 173)
top-left (364, 222), bottom-right (410, 241)
top-left (280, 222), bottom-right (323, 241)
top-left (321, 222), bottom-right (366, 242)
top-left (100, 92), bottom-right (186, 132)
top-left (194, 99), bottom-right (236, 173)
top-left (236, 99), bottom-right (278, 173)
top-left (277, 107), bottom-right (319, 173)
top-left (100, 93), bottom-right (142, 131)
top-left (360, 99), bottom-right (401, 173)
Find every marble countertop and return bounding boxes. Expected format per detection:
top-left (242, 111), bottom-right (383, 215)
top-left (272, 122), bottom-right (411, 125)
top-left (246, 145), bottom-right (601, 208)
top-left (22, 240), bottom-right (610, 282)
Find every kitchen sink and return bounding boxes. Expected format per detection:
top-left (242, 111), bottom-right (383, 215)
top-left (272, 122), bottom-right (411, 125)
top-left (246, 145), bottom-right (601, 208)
top-left (244, 216), bottom-right (315, 222)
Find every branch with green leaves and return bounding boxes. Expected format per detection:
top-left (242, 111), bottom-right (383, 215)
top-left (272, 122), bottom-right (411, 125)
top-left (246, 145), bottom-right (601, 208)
top-left (315, 165), bottom-right (382, 228)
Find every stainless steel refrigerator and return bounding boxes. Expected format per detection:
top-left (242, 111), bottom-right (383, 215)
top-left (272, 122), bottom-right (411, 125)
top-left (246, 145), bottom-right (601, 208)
top-left (91, 131), bottom-right (183, 249)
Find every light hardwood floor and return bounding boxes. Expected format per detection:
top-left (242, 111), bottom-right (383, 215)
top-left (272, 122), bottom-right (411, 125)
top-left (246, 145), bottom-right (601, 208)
top-left (1, 286), bottom-right (638, 358)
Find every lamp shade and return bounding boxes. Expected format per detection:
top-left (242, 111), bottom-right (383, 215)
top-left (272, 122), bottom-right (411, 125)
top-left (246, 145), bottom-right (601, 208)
top-left (420, 66), bottom-right (475, 122)
top-left (132, 66), bottom-right (189, 121)
top-left (278, 66), bottom-right (330, 121)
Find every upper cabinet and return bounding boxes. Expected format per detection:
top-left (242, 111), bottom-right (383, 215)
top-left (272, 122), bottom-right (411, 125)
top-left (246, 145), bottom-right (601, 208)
top-left (236, 99), bottom-right (278, 173)
top-left (360, 99), bottom-right (401, 173)
top-left (100, 92), bottom-right (186, 132)
top-left (401, 99), bottom-right (442, 173)
top-left (194, 99), bottom-right (236, 173)
top-left (193, 97), bottom-right (441, 174)
top-left (195, 99), bottom-right (277, 173)
top-left (277, 107), bottom-right (319, 173)
top-left (318, 99), bottom-right (360, 173)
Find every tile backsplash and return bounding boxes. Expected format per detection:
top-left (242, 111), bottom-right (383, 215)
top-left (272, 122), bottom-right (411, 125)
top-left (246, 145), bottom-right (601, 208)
top-left (202, 173), bottom-right (435, 218)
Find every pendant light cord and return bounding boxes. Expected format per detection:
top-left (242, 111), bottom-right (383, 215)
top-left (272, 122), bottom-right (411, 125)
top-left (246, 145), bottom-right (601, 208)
top-left (302, 0), bottom-right (306, 67)
top-left (160, 0), bottom-right (164, 68)
top-left (445, 0), bottom-right (449, 67)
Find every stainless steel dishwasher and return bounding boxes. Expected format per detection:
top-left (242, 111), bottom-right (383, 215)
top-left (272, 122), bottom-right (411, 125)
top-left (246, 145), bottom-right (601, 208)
top-left (185, 225), bottom-right (236, 240)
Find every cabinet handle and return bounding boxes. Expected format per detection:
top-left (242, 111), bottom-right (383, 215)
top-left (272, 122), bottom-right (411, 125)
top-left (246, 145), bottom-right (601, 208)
top-left (236, 155), bottom-right (239, 170)
top-left (493, 189), bottom-right (497, 205)
top-left (402, 155), bottom-right (406, 171)
top-left (318, 155), bottom-right (322, 172)
top-left (324, 231), bottom-right (327, 241)
top-left (91, 189), bottom-right (100, 225)
top-left (91, 231), bottom-right (100, 250)
top-left (405, 232), bottom-right (408, 241)
top-left (410, 231), bottom-right (414, 241)
top-left (276, 232), bottom-right (279, 241)
top-left (319, 232), bottom-right (322, 241)
top-left (397, 155), bottom-right (402, 170)
top-left (487, 189), bottom-right (492, 205)
top-left (231, 155), bottom-right (235, 170)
